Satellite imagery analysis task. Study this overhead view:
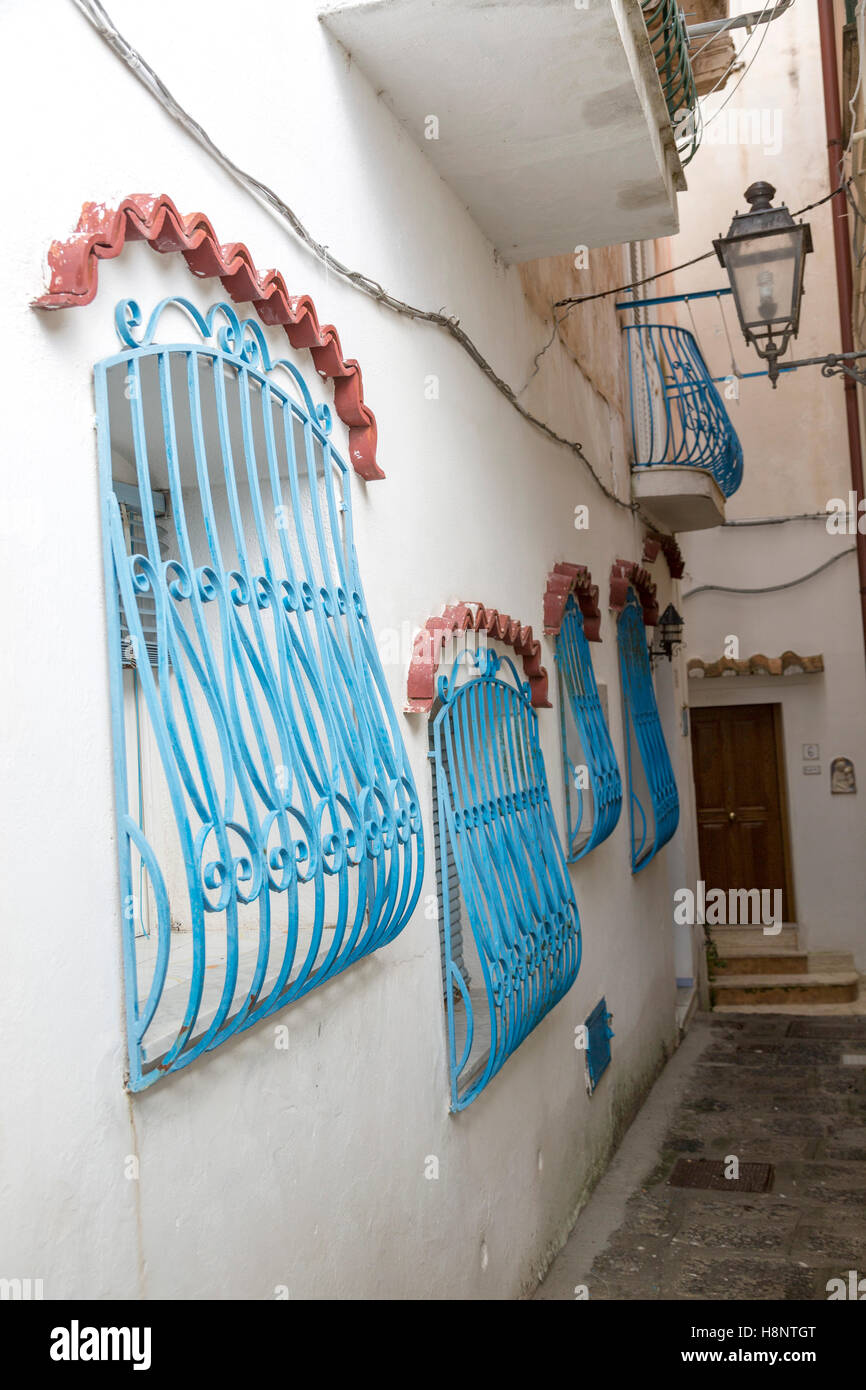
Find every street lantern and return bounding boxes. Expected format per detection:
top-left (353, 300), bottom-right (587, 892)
top-left (650, 604), bottom-right (684, 667)
top-left (714, 181), bottom-right (813, 386)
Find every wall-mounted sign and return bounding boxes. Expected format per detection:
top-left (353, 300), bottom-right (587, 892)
top-left (803, 765), bottom-right (821, 776)
top-left (802, 743), bottom-right (820, 761)
top-left (830, 757), bottom-right (857, 794)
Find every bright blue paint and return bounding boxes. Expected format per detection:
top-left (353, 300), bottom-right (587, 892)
top-left (554, 596), bottom-right (622, 860)
top-left (585, 997), bottom-right (614, 1093)
top-left (431, 647), bottom-right (580, 1110)
top-left (97, 297), bottom-right (424, 1090)
top-left (617, 590), bottom-right (679, 873)
top-left (614, 288), bottom-right (731, 312)
top-left (626, 323), bottom-right (743, 499)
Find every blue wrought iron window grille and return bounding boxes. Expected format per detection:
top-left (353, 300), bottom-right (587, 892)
top-left (97, 296), bottom-right (424, 1090)
top-left (625, 322), bottom-right (743, 499)
top-left (617, 588), bottom-right (679, 872)
top-left (554, 595), bottom-right (622, 861)
top-left (585, 997), bottom-right (614, 1094)
top-left (430, 646), bottom-right (581, 1111)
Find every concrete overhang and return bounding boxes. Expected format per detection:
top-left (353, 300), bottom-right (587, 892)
top-left (631, 465), bottom-right (726, 532)
top-left (319, 0), bottom-right (685, 262)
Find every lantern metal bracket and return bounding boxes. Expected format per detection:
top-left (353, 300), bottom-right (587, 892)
top-left (816, 352), bottom-right (866, 387)
top-left (731, 348), bottom-right (866, 386)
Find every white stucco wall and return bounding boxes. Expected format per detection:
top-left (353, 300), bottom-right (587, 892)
top-left (671, 0), bottom-right (866, 964)
top-left (0, 0), bottom-right (697, 1298)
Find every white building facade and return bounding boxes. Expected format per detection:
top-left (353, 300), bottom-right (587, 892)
top-left (0, 0), bottom-right (778, 1300)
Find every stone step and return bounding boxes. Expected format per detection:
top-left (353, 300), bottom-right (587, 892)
top-left (712, 951), bottom-right (809, 976)
top-left (711, 971), bottom-right (860, 1007)
top-left (708, 925), bottom-right (799, 951)
top-left (809, 951), bottom-right (858, 971)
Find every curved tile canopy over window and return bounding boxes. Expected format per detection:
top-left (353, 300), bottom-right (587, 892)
top-left (431, 644), bottom-right (580, 1110)
top-left (33, 193), bottom-right (383, 480)
top-left (98, 297), bottom-right (423, 1089)
top-left (616, 587), bottom-right (679, 871)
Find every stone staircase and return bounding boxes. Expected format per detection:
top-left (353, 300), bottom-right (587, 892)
top-left (708, 925), bottom-right (860, 1009)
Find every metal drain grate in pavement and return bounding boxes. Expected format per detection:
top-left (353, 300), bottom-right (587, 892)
top-left (668, 1159), bottom-right (774, 1192)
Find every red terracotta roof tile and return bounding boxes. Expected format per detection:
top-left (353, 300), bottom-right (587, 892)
top-left (643, 531), bottom-right (685, 579)
top-left (688, 652), bottom-right (824, 678)
top-left (609, 559), bottom-right (659, 626)
top-left (31, 194), bottom-right (383, 481)
top-left (542, 562), bottom-right (602, 640)
top-left (406, 602), bottom-right (550, 712)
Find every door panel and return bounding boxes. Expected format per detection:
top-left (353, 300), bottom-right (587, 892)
top-left (692, 713), bottom-right (727, 808)
top-left (691, 704), bottom-right (792, 918)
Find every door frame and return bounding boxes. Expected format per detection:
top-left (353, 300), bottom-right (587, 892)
top-left (768, 704), bottom-right (796, 923)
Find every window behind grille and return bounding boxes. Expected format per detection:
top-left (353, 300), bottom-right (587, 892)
top-left (115, 481), bottom-right (170, 670)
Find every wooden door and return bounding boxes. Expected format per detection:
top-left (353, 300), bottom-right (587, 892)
top-left (690, 704), bottom-right (794, 918)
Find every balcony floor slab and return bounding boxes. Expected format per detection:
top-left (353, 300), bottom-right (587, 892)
top-left (631, 464), bottom-right (726, 532)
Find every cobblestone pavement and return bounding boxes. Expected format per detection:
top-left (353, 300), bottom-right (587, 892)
top-left (537, 1012), bottom-right (866, 1300)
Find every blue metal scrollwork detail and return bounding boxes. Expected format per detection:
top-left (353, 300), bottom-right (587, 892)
top-left (626, 323), bottom-right (743, 499)
top-left (617, 590), bottom-right (679, 872)
top-left (554, 596), bottom-right (622, 861)
top-left (431, 647), bottom-right (580, 1110)
top-left (97, 297), bottom-right (423, 1090)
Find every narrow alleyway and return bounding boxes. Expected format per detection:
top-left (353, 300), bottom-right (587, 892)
top-left (536, 1012), bottom-right (866, 1300)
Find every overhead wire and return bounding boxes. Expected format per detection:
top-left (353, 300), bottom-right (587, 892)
top-left (70, 0), bottom-right (827, 520)
top-left (698, 0), bottom-right (776, 133)
top-left (70, 0), bottom-right (637, 512)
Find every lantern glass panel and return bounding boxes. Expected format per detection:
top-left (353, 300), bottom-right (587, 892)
top-left (725, 227), bottom-right (804, 337)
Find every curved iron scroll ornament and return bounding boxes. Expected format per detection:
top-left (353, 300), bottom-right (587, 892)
top-left (98, 298), bottom-right (423, 1090)
top-left (555, 597), bottom-right (622, 861)
top-left (432, 647), bottom-right (580, 1110)
top-left (617, 589), bottom-right (679, 872)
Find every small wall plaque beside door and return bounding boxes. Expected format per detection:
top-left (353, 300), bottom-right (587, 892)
top-left (831, 757), bottom-right (857, 794)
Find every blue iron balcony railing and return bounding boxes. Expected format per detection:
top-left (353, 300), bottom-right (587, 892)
top-left (641, 0), bottom-right (702, 165)
top-left (626, 322), bottom-right (744, 500)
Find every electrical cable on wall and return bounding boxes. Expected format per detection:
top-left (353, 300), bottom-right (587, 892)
top-left (683, 546), bottom-right (856, 597)
top-left (723, 511), bottom-right (831, 525)
top-left (71, 0), bottom-right (632, 512)
top-left (69, 1), bottom-right (845, 527)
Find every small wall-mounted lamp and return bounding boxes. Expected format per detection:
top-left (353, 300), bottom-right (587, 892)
top-left (650, 604), bottom-right (684, 667)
